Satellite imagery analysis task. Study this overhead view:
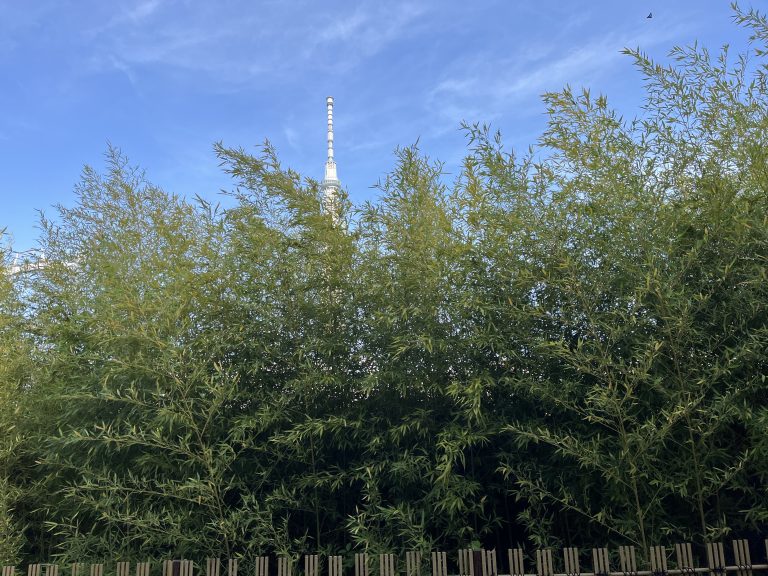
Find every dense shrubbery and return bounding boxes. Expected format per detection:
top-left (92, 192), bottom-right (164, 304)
top-left (2, 7), bottom-right (768, 563)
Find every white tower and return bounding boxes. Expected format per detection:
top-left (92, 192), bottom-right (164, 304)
top-left (321, 96), bottom-right (341, 225)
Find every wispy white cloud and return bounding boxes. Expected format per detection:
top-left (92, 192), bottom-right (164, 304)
top-left (84, 0), bottom-right (167, 38)
top-left (79, 0), bottom-right (428, 90)
top-left (426, 19), bottom-right (690, 130)
top-left (319, 10), bottom-right (369, 43)
top-left (83, 17), bottom-right (255, 90)
top-left (106, 54), bottom-right (140, 88)
top-left (303, 1), bottom-right (429, 70)
top-left (0, 2), bottom-right (60, 56)
top-left (126, 0), bottom-right (163, 22)
top-left (283, 126), bottom-right (300, 150)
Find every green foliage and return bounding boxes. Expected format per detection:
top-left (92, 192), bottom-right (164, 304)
top-left (490, 8), bottom-right (768, 546)
top-left (0, 235), bottom-right (29, 564)
top-left (2, 6), bottom-right (768, 563)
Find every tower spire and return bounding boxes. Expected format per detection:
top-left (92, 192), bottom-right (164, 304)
top-left (322, 96), bottom-right (341, 224)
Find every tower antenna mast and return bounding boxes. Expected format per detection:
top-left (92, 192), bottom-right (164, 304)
top-left (321, 96), bottom-right (341, 225)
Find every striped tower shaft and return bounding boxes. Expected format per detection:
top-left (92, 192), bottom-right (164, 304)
top-left (322, 96), bottom-right (340, 225)
top-left (327, 97), bottom-right (334, 162)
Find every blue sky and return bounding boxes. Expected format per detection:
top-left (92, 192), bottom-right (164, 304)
top-left (0, 1), bottom-right (754, 252)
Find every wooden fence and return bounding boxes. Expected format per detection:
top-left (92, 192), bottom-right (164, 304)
top-left (5, 539), bottom-right (768, 576)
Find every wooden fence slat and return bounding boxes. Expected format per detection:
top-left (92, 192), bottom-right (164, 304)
top-left (406, 552), bottom-right (421, 576)
top-left (277, 558), bottom-right (290, 576)
top-left (564, 548), bottom-right (579, 576)
top-left (48, 567), bottom-right (59, 576)
top-left (675, 543), bottom-right (695, 573)
top-left (508, 549), bottom-right (525, 576)
top-left (27, 565), bottom-right (41, 576)
top-left (592, 548), bottom-right (609, 576)
top-left (379, 555), bottom-right (395, 576)
top-left (117, 562), bottom-right (131, 576)
top-left (431, 552), bottom-right (447, 576)
top-left (255, 557), bottom-right (269, 576)
top-left (354, 554), bottom-right (368, 576)
top-left (328, 556), bottom-right (342, 576)
top-left (593, 548), bottom-right (609, 576)
top-left (707, 543), bottom-right (726, 574)
top-left (733, 539), bottom-right (752, 576)
top-left (228, 559), bottom-right (238, 576)
top-left (90, 565), bottom-right (104, 576)
top-left (305, 556), bottom-right (318, 576)
top-left (650, 546), bottom-right (667, 576)
top-left (206, 559), bottom-right (218, 576)
top-left (136, 563), bottom-right (151, 576)
top-left (162, 560), bottom-right (193, 576)
top-left (481, 550), bottom-right (497, 576)
top-left (3, 567), bottom-right (16, 576)
top-left (536, 550), bottom-right (553, 576)
top-left (458, 551), bottom-right (473, 576)
top-left (619, 546), bottom-right (637, 576)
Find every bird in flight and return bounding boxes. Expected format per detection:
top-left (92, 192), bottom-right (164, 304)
top-left (647, 12), bottom-right (652, 18)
